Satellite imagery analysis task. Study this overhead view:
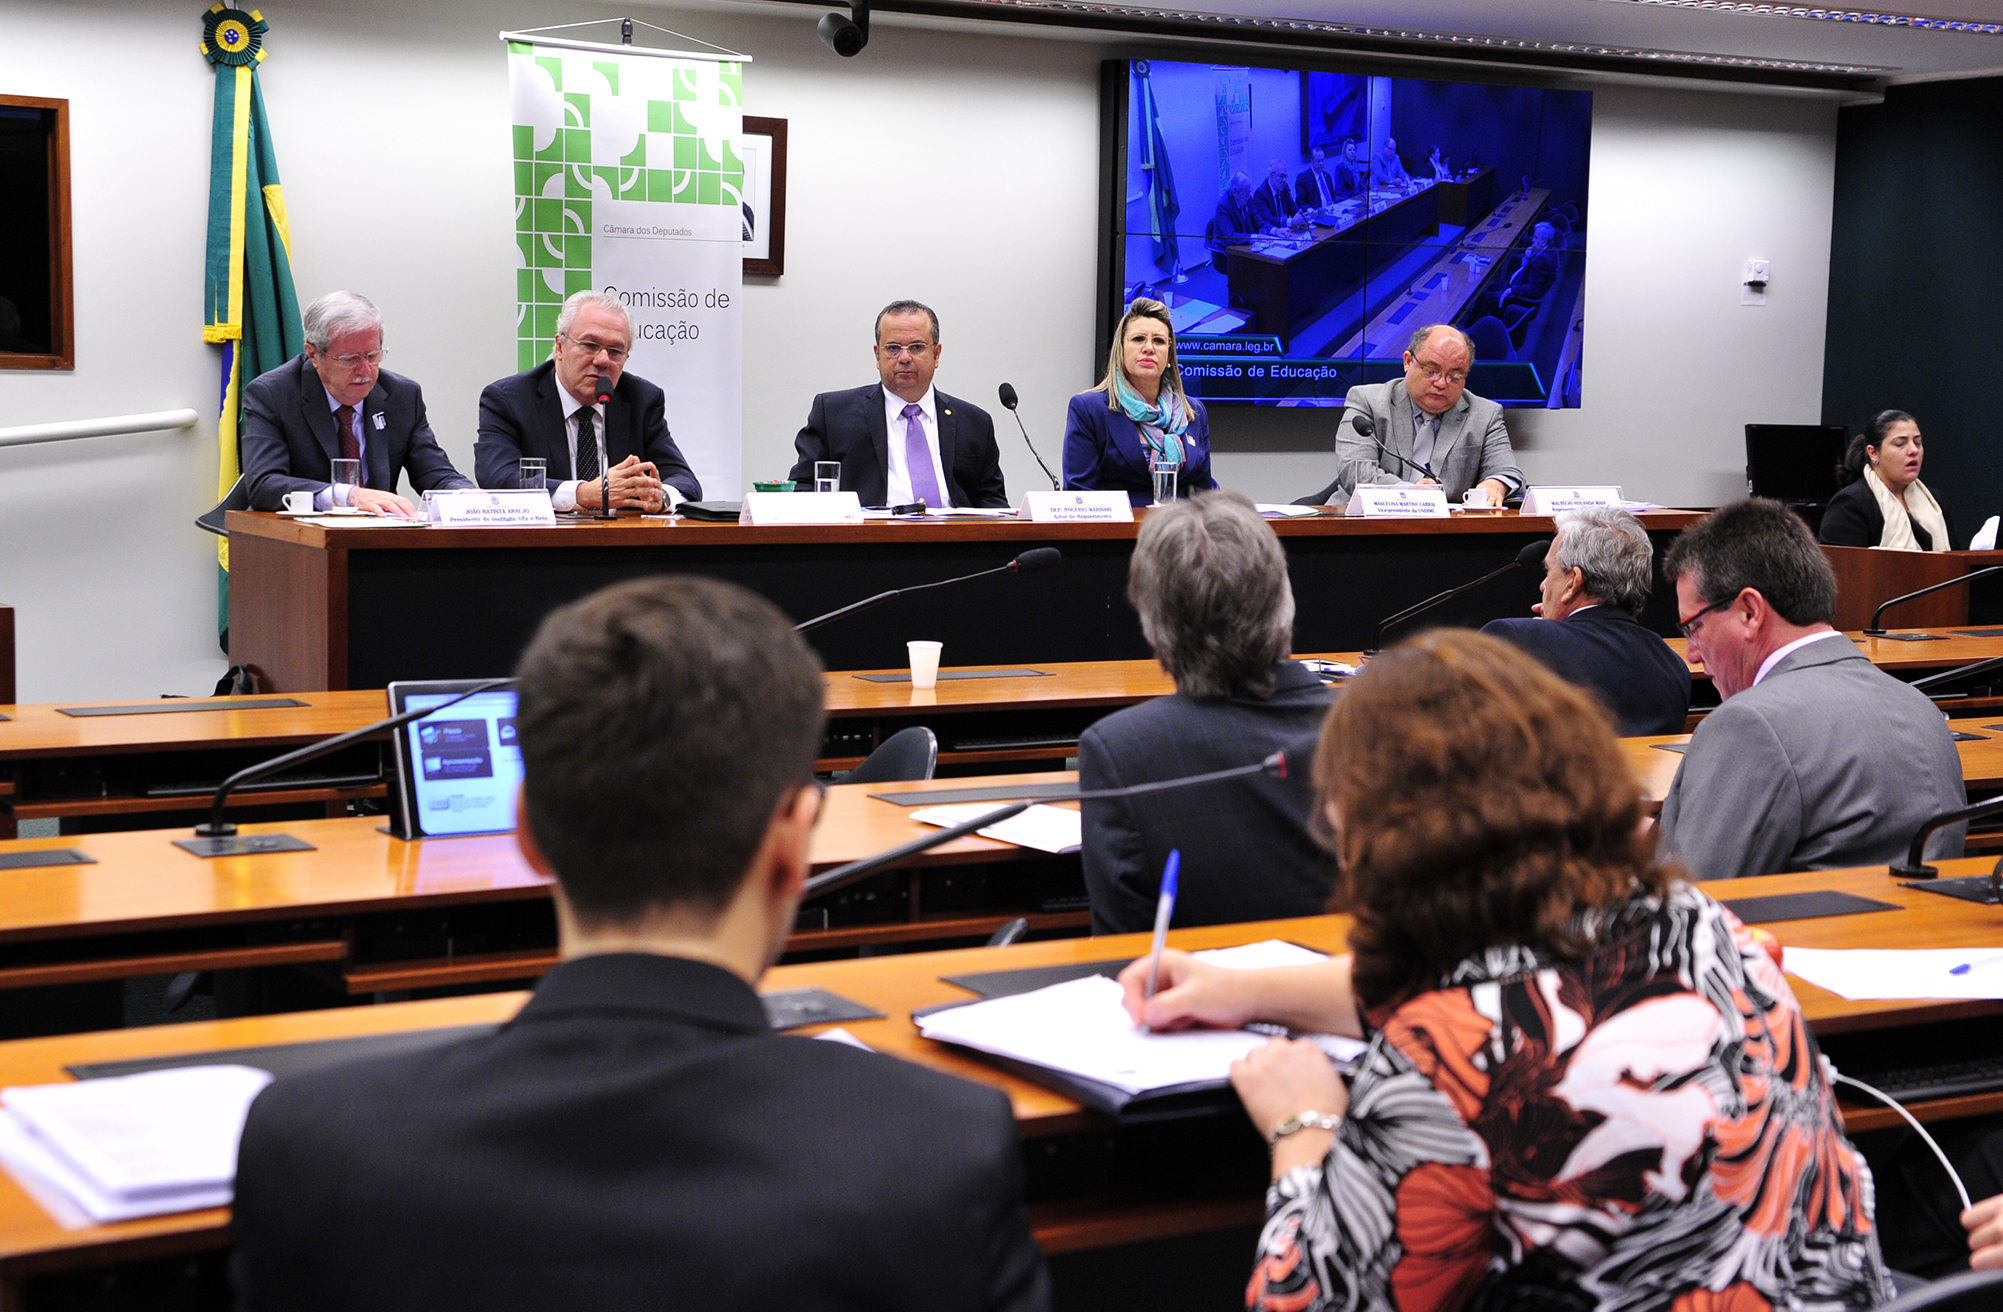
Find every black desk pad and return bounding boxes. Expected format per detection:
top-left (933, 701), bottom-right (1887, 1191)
top-left (852, 669), bottom-right (1052, 683)
top-left (1876, 633), bottom-right (1949, 642)
top-left (1906, 875), bottom-right (2002, 907)
top-left (56, 697), bottom-right (308, 717)
top-left (1653, 743), bottom-right (1689, 754)
top-left (1955, 731), bottom-right (1990, 742)
top-left (942, 958), bottom-right (1133, 998)
top-left (871, 781), bottom-right (1081, 807)
top-left (1718, 890), bottom-right (1900, 924)
top-left (171, 834), bottom-right (317, 858)
top-left (0, 849), bottom-right (95, 871)
top-left (0, 713), bottom-right (9, 721)
top-left (759, 987), bottom-right (881, 1029)
top-left (1957, 629), bottom-right (2003, 638)
top-left (69, 1025), bottom-right (501, 1081)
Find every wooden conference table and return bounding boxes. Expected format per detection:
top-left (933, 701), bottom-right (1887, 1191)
top-left (0, 860), bottom-right (1997, 1309)
top-left (221, 508), bottom-right (1707, 691)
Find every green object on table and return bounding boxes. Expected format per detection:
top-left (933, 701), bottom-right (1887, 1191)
top-left (752, 480), bottom-right (797, 492)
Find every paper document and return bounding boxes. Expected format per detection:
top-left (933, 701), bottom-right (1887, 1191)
top-left (1255, 504), bottom-right (1320, 518)
top-left (910, 803), bottom-right (1081, 854)
top-left (0, 1065), bottom-right (272, 1223)
top-left (814, 1027), bottom-right (873, 1051)
top-left (1784, 946), bottom-right (2003, 1001)
top-left (296, 515), bottom-right (421, 528)
top-left (1194, 940), bottom-right (1327, 970)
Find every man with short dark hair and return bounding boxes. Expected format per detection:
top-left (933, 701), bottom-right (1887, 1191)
top-left (1250, 158), bottom-right (1300, 232)
top-left (1295, 146), bottom-right (1342, 211)
top-left (241, 290), bottom-right (473, 517)
top-left (1078, 491), bottom-right (1335, 933)
top-left (1482, 507), bottom-right (1690, 736)
top-left (1658, 498), bottom-right (1964, 880)
top-left (231, 576), bottom-right (1051, 1312)
top-left (474, 289), bottom-right (702, 513)
top-left (788, 300), bottom-right (1008, 508)
top-left (1330, 323), bottom-right (1523, 506)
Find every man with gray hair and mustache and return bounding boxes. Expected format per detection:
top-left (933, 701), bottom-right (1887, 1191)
top-left (1482, 506), bottom-right (1691, 736)
top-left (475, 289), bottom-right (701, 513)
top-left (242, 290), bottom-right (473, 518)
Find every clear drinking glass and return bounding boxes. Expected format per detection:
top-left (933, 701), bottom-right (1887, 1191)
top-left (1148, 457), bottom-right (1178, 504)
top-left (519, 458), bottom-right (548, 493)
top-left (329, 458), bottom-right (361, 507)
top-left (815, 461), bottom-right (841, 494)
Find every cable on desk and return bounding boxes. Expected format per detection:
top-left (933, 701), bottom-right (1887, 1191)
top-left (1833, 1071), bottom-right (1972, 1213)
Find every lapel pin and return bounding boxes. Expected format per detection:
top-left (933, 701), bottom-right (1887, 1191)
top-left (372, 412), bottom-right (387, 430)
top-left (943, 408), bottom-right (952, 416)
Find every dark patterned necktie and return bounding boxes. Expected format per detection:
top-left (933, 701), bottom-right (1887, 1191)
top-left (335, 404), bottom-right (361, 481)
top-left (575, 408), bottom-right (600, 482)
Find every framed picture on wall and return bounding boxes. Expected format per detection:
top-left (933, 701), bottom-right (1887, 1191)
top-left (742, 116), bottom-right (787, 277)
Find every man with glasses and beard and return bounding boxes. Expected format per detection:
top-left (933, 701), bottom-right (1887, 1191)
top-left (475, 290), bottom-right (701, 513)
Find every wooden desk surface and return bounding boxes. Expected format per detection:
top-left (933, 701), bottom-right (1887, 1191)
top-left (0, 773), bottom-right (1075, 944)
top-left (0, 692), bottom-right (389, 759)
top-left (224, 507), bottom-right (1709, 551)
top-left (1620, 714), bottom-right (2003, 808)
top-left (0, 861), bottom-right (1998, 1281)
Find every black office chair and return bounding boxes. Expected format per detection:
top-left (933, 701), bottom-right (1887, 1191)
top-left (1467, 315), bottom-right (1513, 363)
top-left (197, 474), bottom-right (252, 537)
top-left (1882, 1268), bottom-right (2003, 1310)
top-left (843, 726), bottom-right (938, 785)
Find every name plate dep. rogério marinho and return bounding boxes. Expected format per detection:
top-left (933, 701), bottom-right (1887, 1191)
top-left (1017, 491), bottom-right (1134, 523)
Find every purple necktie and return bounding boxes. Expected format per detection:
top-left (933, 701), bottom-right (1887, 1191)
top-left (902, 403), bottom-right (944, 507)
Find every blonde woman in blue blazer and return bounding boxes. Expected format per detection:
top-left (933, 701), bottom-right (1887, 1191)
top-left (1063, 298), bottom-right (1217, 506)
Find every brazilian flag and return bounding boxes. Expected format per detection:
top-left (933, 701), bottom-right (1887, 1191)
top-left (202, 5), bottom-right (302, 641)
top-left (1135, 62), bottom-right (1181, 274)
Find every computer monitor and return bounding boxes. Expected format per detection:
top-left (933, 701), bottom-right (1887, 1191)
top-left (1744, 424), bottom-right (1848, 504)
top-left (385, 679), bottom-right (521, 840)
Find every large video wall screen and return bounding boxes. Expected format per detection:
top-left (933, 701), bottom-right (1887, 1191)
top-left (1108, 60), bottom-right (1591, 409)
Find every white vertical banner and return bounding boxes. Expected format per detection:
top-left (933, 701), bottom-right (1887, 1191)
top-left (506, 39), bottom-right (744, 498)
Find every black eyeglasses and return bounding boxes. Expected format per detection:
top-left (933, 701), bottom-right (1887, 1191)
top-left (1676, 596), bottom-right (1734, 639)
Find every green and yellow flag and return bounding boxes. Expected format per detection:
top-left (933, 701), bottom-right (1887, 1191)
top-left (201, 4), bottom-right (301, 637)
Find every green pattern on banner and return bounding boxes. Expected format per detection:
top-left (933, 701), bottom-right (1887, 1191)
top-left (509, 45), bottom-right (744, 371)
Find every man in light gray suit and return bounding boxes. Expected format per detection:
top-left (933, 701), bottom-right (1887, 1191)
top-left (1330, 324), bottom-right (1523, 505)
top-left (1657, 498), bottom-right (1964, 881)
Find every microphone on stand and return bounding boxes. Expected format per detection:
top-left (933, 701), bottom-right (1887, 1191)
top-left (794, 549), bottom-right (1062, 635)
top-left (1368, 538), bottom-right (1550, 654)
top-left (998, 383), bottom-right (1060, 491)
top-left (804, 751), bottom-right (1288, 898)
top-left (1864, 566), bottom-right (2003, 636)
top-left (1294, 412), bottom-right (1433, 506)
top-left (592, 373), bottom-right (615, 520)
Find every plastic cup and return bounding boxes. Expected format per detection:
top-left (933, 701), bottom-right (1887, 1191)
top-left (815, 461), bottom-right (841, 494)
top-left (330, 458), bottom-right (361, 506)
top-left (908, 640), bottom-right (943, 690)
top-left (519, 458), bottom-right (547, 493)
top-left (1149, 458), bottom-right (1178, 504)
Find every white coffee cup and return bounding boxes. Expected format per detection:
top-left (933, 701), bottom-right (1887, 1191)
top-left (907, 640), bottom-right (943, 690)
top-left (1462, 487), bottom-right (1497, 508)
top-left (283, 490), bottom-right (314, 514)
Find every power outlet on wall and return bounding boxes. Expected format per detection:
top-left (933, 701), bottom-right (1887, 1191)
top-left (1741, 259), bottom-right (1770, 306)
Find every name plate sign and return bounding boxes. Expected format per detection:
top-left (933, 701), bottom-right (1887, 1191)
top-left (1348, 486), bottom-right (1450, 518)
top-left (426, 489), bottom-right (556, 527)
top-left (1522, 486), bottom-right (1623, 515)
top-left (740, 490), bottom-right (864, 526)
top-left (1018, 491), bottom-right (1133, 523)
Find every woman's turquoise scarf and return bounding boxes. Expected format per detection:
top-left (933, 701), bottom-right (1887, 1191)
top-left (1112, 371), bottom-right (1190, 467)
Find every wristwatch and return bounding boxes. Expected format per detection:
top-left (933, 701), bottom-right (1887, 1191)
top-left (1268, 1111), bottom-right (1343, 1145)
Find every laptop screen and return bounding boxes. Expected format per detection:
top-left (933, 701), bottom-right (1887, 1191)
top-left (387, 681), bottom-right (522, 838)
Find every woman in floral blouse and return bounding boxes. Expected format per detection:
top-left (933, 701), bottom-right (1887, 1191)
top-left (1123, 629), bottom-right (1890, 1312)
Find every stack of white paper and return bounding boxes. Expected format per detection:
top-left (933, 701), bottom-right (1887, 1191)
top-left (1785, 947), bottom-right (2003, 1001)
top-left (918, 941), bottom-right (1364, 1096)
top-left (910, 803), bottom-right (1082, 854)
top-left (0, 1065), bottom-right (272, 1223)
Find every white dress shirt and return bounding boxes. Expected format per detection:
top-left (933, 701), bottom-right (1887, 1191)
top-left (552, 387), bottom-right (683, 514)
top-left (882, 386), bottom-right (953, 508)
top-left (1754, 628), bottom-right (1846, 687)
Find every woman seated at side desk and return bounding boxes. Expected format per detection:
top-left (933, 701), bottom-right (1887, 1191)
top-left (1062, 297), bottom-right (1217, 506)
top-left (1819, 409), bottom-right (1954, 550)
top-left (1121, 630), bottom-right (1890, 1312)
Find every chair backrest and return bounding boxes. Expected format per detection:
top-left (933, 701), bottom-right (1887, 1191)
top-left (1467, 315), bottom-right (1513, 363)
top-left (1881, 1268), bottom-right (2003, 1311)
top-left (196, 474), bottom-right (253, 537)
top-left (843, 725), bottom-right (938, 785)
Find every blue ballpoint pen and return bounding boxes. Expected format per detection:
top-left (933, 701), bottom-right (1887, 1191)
top-left (1140, 850), bottom-right (1182, 1032)
top-left (1949, 950), bottom-right (2003, 976)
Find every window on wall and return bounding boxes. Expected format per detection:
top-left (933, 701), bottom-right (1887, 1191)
top-left (0, 95), bottom-right (72, 370)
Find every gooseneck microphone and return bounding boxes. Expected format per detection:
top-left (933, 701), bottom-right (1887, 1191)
top-left (794, 549), bottom-right (1062, 635)
top-left (1864, 566), bottom-right (2003, 636)
top-left (803, 750), bottom-right (1288, 898)
top-left (181, 677), bottom-right (516, 856)
top-left (998, 383), bottom-right (1060, 491)
top-left (592, 373), bottom-right (615, 520)
top-left (1294, 412), bottom-right (1433, 506)
top-left (1368, 538), bottom-right (1550, 654)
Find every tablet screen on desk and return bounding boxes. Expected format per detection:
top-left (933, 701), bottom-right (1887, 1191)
top-left (387, 680), bottom-right (522, 838)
